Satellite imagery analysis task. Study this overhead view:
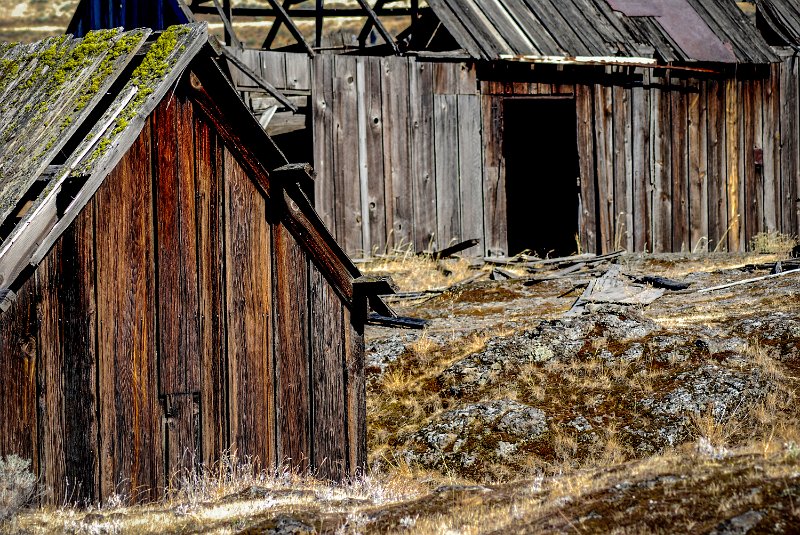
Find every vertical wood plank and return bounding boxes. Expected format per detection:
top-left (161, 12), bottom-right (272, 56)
top-left (260, 51), bottom-right (288, 88)
top-left (613, 85), bottom-right (633, 251)
top-left (707, 79), bottom-right (727, 250)
top-left (343, 308), bottom-right (365, 476)
top-left (312, 55), bottom-right (336, 235)
top-left (381, 57), bottom-right (413, 250)
top-left (363, 57), bottom-right (387, 255)
top-left (457, 94), bottom-right (485, 250)
top-left (0, 279), bottom-right (38, 483)
top-left (155, 93), bottom-right (201, 396)
top-left (434, 94), bottom-right (460, 248)
top-left (762, 65), bottom-right (780, 232)
top-left (482, 94), bottom-right (507, 257)
top-left (163, 394), bottom-right (200, 484)
top-left (285, 52), bottom-right (311, 90)
top-left (780, 56), bottom-right (798, 235)
top-left (577, 84), bottom-right (597, 253)
top-left (726, 79), bottom-right (742, 251)
top-left (333, 55), bottom-right (363, 255)
top-left (632, 73), bottom-right (651, 252)
top-left (37, 205), bottom-right (98, 504)
top-left (273, 224), bottom-right (310, 472)
top-left (194, 114), bottom-right (228, 466)
top-left (594, 82), bottom-right (614, 253)
top-left (224, 148), bottom-right (274, 471)
top-left (409, 59), bottom-right (437, 252)
top-left (688, 81), bottom-right (709, 252)
top-left (310, 265), bottom-right (346, 480)
top-left (95, 120), bottom-right (161, 502)
top-left (671, 81), bottom-right (689, 252)
top-left (651, 80), bottom-right (673, 252)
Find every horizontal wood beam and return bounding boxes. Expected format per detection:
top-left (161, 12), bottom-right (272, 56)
top-left (190, 6), bottom-right (415, 17)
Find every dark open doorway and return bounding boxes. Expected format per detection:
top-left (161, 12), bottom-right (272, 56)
top-left (504, 98), bottom-right (580, 257)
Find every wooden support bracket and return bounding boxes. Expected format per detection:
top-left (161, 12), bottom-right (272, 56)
top-left (214, 44), bottom-right (299, 112)
top-left (354, 0), bottom-right (399, 53)
top-left (211, 0), bottom-right (241, 48)
top-left (264, 0), bottom-right (315, 56)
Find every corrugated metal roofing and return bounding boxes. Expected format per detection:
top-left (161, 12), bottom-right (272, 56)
top-left (67, 0), bottom-right (192, 37)
top-left (756, 0), bottom-right (800, 47)
top-left (425, 0), bottom-right (779, 64)
top-left (0, 24), bottom-right (206, 291)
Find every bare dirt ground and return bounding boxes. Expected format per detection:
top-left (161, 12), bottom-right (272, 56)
top-left (5, 247), bottom-right (800, 533)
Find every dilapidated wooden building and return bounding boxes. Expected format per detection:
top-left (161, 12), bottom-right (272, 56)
top-left (69, 0), bottom-right (800, 258)
top-left (0, 23), bottom-right (384, 504)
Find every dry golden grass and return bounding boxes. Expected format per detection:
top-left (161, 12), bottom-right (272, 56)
top-left (750, 231), bottom-right (798, 255)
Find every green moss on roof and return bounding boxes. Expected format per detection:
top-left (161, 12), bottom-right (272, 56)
top-left (84, 25), bottom-right (191, 167)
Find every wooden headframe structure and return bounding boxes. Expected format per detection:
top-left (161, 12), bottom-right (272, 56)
top-left (0, 23), bottom-right (391, 505)
top-left (68, 1), bottom-right (800, 257)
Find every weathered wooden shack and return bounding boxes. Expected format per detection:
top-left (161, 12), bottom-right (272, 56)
top-left (68, 0), bottom-right (800, 258)
top-left (0, 23), bottom-right (385, 504)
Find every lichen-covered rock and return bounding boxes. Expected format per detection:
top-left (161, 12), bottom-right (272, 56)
top-left (403, 400), bottom-right (546, 476)
top-left (439, 312), bottom-right (660, 397)
top-left (624, 362), bottom-right (771, 453)
top-left (733, 312), bottom-right (800, 356)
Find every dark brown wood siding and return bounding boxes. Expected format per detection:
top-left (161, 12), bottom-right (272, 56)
top-left (0, 80), bottom-right (363, 504)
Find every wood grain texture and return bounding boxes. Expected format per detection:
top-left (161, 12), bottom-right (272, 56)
top-left (409, 60), bottom-right (437, 252)
top-left (725, 79), bottom-right (742, 252)
top-left (343, 307), bottom-right (365, 475)
top-left (362, 57), bottom-right (387, 255)
top-left (434, 94), bottom-right (460, 248)
top-left (312, 55), bottom-right (336, 234)
top-left (612, 85), bottom-right (632, 251)
top-left (671, 80), bottom-right (689, 252)
top-left (0, 277), bottom-right (38, 476)
top-left (333, 55), bottom-right (363, 255)
top-left (163, 394), bottom-right (200, 485)
top-left (632, 74), bottom-right (651, 252)
top-left (310, 265), bottom-right (347, 481)
top-left (194, 112), bottom-right (228, 466)
top-left (594, 82), bottom-right (614, 253)
top-left (762, 65), bottom-right (780, 233)
top-left (457, 94), bottom-right (485, 250)
top-left (95, 119), bottom-right (161, 502)
top-left (576, 84), bottom-right (597, 253)
top-left (651, 81), bottom-right (673, 253)
top-left (155, 92), bottom-right (201, 396)
top-left (481, 93), bottom-right (507, 257)
top-left (224, 148), bottom-right (275, 471)
top-left (273, 223), bottom-right (310, 472)
top-left (688, 81), bottom-right (708, 252)
top-left (381, 56), bottom-right (413, 249)
top-left (36, 204), bottom-right (98, 504)
top-left (707, 79), bottom-right (727, 250)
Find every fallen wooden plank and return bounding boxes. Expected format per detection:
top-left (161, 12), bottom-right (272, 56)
top-left (490, 267), bottom-right (519, 281)
top-left (432, 238), bottom-right (481, 259)
top-left (367, 313), bottom-right (429, 330)
top-left (565, 265), bottom-right (665, 315)
top-left (697, 268), bottom-right (800, 294)
top-left (524, 263), bottom-right (587, 285)
top-left (632, 275), bottom-right (691, 291)
top-left (529, 250), bottom-right (626, 270)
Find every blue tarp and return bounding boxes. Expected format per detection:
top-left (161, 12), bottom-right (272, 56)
top-left (67, 0), bottom-right (191, 36)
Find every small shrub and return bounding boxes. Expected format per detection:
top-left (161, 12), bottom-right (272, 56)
top-left (749, 231), bottom-right (798, 255)
top-left (0, 455), bottom-right (37, 520)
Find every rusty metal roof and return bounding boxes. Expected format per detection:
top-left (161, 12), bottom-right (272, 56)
top-left (425, 0), bottom-right (778, 64)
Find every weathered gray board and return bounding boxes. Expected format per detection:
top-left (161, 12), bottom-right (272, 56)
top-left (243, 50), bottom-right (800, 257)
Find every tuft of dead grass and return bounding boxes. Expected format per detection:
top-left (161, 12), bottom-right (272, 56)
top-left (750, 231), bottom-right (798, 255)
